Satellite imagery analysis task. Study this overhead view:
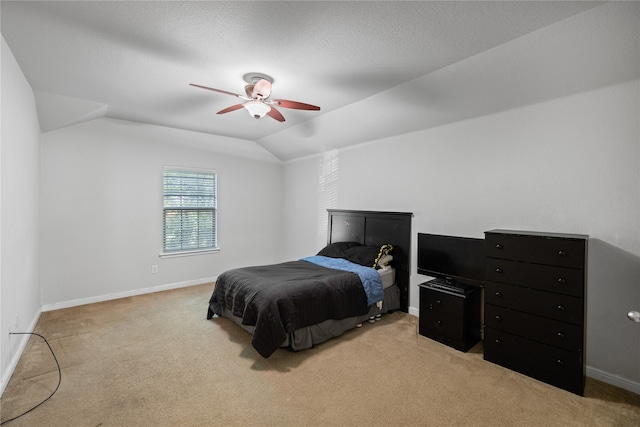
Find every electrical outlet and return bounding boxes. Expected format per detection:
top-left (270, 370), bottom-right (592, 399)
top-left (151, 265), bottom-right (158, 274)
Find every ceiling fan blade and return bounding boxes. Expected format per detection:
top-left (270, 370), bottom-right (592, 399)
top-left (252, 79), bottom-right (272, 99)
top-left (217, 104), bottom-right (244, 114)
top-left (190, 83), bottom-right (245, 98)
top-left (244, 84), bottom-right (255, 98)
top-left (273, 99), bottom-right (321, 110)
top-left (267, 106), bottom-right (285, 122)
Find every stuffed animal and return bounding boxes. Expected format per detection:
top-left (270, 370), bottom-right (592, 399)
top-left (373, 244), bottom-right (394, 269)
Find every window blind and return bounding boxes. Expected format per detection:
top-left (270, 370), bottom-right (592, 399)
top-left (163, 168), bottom-right (217, 253)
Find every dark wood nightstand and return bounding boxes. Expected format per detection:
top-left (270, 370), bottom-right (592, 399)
top-left (419, 281), bottom-right (481, 352)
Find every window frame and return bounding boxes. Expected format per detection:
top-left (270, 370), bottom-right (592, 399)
top-left (160, 166), bottom-right (219, 258)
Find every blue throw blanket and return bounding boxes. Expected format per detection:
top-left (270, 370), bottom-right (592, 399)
top-left (301, 256), bottom-right (383, 306)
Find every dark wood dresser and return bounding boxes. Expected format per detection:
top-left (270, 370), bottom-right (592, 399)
top-left (419, 281), bottom-right (481, 352)
top-left (483, 229), bottom-right (588, 395)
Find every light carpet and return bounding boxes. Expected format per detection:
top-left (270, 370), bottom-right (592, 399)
top-left (1, 283), bottom-right (639, 426)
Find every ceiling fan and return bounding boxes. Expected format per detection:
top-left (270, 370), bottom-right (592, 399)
top-left (190, 73), bottom-right (320, 122)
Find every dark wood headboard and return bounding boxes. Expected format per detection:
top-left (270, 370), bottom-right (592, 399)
top-left (327, 209), bottom-right (413, 312)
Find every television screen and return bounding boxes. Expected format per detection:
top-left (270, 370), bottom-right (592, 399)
top-left (417, 233), bottom-right (485, 287)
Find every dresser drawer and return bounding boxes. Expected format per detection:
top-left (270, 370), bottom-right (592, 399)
top-left (485, 304), bottom-right (583, 352)
top-left (485, 258), bottom-right (584, 297)
top-left (485, 282), bottom-right (583, 325)
top-left (419, 287), bottom-right (464, 317)
top-left (484, 328), bottom-right (583, 380)
top-left (486, 232), bottom-right (586, 269)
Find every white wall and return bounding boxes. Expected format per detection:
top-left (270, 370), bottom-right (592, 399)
top-left (39, 118), bottom-right (284, 308)
top-left (282, 79), bottom-right (640, 393)
top-left (0, 37), bottom-right (42, 394)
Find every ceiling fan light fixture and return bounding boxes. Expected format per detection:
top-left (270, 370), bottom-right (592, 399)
top-left (243, 100), bottom-right (271, 119)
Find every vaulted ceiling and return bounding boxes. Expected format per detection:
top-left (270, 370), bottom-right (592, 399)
top-left (2, 1), bottom-right (635, 161)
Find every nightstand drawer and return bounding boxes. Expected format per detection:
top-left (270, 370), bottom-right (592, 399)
top-left (486, 232), bottom-right (585, 269)
top-left (485, 282), bottom-right (583, 325)
top-left (485, 258), bottom-right (583, 297)
top-left (419, 310), bottom-right (463, 338)
top-left (420, 287), bottom-right (464, 316)
top-left (485, 304), bottom-right (583, 352)
top-left (419, 310), bottom-right (478, 352)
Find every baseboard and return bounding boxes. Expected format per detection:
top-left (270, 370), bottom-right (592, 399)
top-left (41, 277), bottom-right (217, 312)
top-left (587, 365), bottom-right (640, 396)
top-left (0, 310), bottom-right (42, 397)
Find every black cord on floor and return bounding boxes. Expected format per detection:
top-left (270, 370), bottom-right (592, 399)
top-left (0, 333), bottom-right (61, 425)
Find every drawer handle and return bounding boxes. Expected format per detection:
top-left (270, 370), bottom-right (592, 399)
top-left (495, 268), bottom-right (503, 274)
top-left (495, 291), bottom-right (502, 297)
top-left (557, 332), bottom-right (565, 339)
top-left (495, 339), bottom-right (502, 345)
top-left (557, 277), bottom-right (566, 284)
top-left (558, 250), bottom-right (567, 257)
top-left (495, 315), bottom-right (502, 321)
top-left (557, 359), bottom-right (565, 366)
top-left (557, 305), bottom-right (566, 312)
top-left (495, 244), bottom-right (504, 250)
top-left (437, 320), bottom-right (443, 326)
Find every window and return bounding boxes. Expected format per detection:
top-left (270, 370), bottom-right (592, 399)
top-left (163, 168), bottom-right (217, 254)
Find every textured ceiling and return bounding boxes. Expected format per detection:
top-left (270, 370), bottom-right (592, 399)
top-left (2, 1), bottom-right (636, 161)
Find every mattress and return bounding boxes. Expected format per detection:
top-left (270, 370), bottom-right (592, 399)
top-left (379, 266), bottom-right (396, 289)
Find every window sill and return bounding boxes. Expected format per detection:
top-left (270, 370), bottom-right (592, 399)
top-left (159, 248), bottom-right (220, 258)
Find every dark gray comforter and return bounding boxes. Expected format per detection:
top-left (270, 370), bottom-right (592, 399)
top-left (207, 260), bottom-right (369, 357)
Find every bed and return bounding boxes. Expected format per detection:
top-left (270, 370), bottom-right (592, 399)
top-left (207, 209), bottom-right (412, 357)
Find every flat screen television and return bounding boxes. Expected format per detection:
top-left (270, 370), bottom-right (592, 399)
top-left (417, 233), bottom-right (485, 287)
